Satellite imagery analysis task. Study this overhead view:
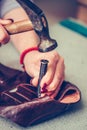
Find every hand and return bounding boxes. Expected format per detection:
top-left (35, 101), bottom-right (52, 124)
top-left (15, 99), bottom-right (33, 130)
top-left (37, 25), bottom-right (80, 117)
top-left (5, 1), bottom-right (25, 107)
top-left (24, 50), bottom-right (65, 98)
top-left (0, 19), bottom-right (12, 46)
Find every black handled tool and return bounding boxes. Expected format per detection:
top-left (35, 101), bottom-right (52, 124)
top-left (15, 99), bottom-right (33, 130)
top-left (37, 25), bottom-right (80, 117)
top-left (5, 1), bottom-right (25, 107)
top-left (37, 60), bottom-right (49, 97)
top-left (16, 0), bottom-right (58, 52)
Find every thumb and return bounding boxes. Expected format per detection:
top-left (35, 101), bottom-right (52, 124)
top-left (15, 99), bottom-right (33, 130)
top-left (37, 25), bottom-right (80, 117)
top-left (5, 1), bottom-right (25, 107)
top-left (30, 77), bottom-right (38, 87)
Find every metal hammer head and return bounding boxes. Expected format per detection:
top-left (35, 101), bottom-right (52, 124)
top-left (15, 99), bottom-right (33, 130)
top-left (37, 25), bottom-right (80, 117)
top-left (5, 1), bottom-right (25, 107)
top-left (16, 0), bottom-right (58, 52)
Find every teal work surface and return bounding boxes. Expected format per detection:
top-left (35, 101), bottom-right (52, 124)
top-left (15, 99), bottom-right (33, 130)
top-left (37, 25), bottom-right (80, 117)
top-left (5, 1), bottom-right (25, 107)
top-left (0, 23), bottom-right (87, 130)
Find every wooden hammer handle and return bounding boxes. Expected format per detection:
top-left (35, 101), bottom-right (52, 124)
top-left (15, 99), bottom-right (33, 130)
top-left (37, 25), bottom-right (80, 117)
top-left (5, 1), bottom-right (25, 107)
top-left (4, 20), bottom-right (34, 35)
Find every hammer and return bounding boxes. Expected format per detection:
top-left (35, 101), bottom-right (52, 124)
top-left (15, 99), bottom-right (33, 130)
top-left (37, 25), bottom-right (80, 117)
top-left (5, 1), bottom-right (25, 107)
top-left (4, 0), bottom-right (58, 52)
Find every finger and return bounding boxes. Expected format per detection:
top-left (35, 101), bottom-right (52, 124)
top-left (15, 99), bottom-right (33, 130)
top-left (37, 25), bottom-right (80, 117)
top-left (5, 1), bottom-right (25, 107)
top-left (47, 57), bottom-right (65, 92)
top-left (0, 19), bottom-right (13, 25)
top-left (50, 77), bottom-right (64, 98)
top-left (40, 51), bottom-right (60, 89)
top-left (41, 76), bottom-right (64, 98)
top-left (0, 24), bottom-right (10, 44)
top-left (40, 60), bottom-right (57, 90)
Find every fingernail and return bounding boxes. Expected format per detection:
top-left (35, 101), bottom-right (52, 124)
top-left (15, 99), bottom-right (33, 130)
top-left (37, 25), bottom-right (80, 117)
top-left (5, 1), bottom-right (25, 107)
top-left (41, 88), bottom-right (48, 93)
top-left (42, 83), bottom-right (47, 90)
top-left (7, 18), bottom-right (14, 23)
top-left (41, 83), bottom-right (48, 93)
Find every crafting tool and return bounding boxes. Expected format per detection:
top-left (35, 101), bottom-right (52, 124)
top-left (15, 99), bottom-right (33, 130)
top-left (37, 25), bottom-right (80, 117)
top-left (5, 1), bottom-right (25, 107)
top-left (37, 60), bottom-right (49, 97)
top-left (4, 0), bottom-right (58, 52)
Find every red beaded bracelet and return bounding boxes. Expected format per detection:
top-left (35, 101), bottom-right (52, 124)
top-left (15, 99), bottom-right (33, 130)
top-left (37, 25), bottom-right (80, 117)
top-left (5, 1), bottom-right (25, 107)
top-left (20, 47), bottom-right (39, 68)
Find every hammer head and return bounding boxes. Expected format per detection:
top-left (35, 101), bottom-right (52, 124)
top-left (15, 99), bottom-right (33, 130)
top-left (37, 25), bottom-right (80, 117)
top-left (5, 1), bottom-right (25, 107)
top-left (16, 0), bottom-right (58, 52)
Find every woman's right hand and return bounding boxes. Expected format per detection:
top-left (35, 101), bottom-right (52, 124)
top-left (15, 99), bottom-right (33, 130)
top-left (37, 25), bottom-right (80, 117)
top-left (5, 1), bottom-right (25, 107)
top-left (0, 19), bottom-right (12, 46)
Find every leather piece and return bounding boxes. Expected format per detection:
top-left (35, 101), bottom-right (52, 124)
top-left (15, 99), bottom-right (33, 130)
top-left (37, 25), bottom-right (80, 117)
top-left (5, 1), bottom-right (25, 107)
top-left (0, 63), bottom-right (81, 127)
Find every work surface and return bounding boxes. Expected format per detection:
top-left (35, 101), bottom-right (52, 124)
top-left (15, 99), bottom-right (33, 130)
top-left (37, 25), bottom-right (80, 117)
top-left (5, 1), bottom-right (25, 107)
top-left (0, 23), bottom-right (87, 130)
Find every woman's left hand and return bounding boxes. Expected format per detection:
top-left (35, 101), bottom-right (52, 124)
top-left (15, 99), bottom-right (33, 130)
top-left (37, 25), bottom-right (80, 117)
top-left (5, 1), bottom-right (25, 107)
top-left (24, 50), bottom-right (65, 98)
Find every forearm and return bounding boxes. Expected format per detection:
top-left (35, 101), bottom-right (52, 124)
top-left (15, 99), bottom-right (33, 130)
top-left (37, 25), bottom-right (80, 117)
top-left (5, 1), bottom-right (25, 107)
top-left (3, 7), bottom-right (40, 53)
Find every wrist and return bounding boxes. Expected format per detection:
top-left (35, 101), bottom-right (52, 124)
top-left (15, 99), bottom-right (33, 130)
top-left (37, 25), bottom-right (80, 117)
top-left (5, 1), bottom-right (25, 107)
top-left (20, 47), bottom-right (39, 69)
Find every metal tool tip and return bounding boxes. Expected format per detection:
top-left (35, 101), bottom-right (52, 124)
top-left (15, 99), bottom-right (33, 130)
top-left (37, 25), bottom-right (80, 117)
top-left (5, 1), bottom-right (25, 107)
top-left (41, 59), bottom-right (49, 64)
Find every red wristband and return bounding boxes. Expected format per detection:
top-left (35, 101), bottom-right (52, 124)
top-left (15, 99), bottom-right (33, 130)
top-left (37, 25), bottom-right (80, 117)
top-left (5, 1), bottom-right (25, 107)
top-left (20, 47), bottom-right (38, 67)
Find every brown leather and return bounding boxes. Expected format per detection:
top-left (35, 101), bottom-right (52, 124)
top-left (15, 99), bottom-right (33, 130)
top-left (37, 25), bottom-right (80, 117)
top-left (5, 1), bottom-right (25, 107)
top-left (0, 63), bottom-right (81, 127)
